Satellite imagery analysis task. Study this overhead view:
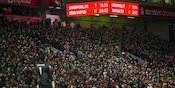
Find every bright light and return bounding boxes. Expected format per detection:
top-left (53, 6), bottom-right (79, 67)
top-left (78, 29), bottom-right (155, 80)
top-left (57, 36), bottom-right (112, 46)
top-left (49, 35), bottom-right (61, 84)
top-left (109, 15), bottom-right (118, 18)
top-left (127, 16), bottom-right (135, 19)
top-left (94, 14), bottom-right (100, 16)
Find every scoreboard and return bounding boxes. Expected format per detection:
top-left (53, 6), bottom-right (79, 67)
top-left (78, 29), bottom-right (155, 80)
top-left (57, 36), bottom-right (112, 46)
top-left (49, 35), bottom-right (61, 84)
top-left (111, 1), bottom-right (138, 16)
top-left (66, 1), bottom-right (110, 17)
top-left (66, 1), bottom-right (139, 17)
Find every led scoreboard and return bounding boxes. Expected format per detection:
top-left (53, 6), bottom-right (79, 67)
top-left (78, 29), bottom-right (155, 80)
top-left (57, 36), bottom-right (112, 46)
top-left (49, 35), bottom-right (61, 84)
top-left (66, 1), bottom-right (110, 17)
top-left (93, 1), bottom-right (109, 15)
top-left (66, 1), bottom-right (139, 17)
top-left (111, 1), bottom-right (138, 16)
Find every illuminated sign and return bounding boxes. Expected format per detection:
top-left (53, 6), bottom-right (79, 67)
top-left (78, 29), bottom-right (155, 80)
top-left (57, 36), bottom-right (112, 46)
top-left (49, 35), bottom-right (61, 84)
top-left (111, 1), bottom-right (139, 16)
top-left (66, 1), bottom-right (139, 17)
top-left (66, 2), bottom-right (94, 17)
top-left (66, 1), bottom-right (110, 17)
top-left (93, 1), bottom-right (110, 14)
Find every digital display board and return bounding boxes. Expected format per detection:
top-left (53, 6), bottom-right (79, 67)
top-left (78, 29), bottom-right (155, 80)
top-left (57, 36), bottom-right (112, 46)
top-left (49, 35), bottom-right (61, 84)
top-left (66, 2), bottom-right (94, 17)
top-left (111, 1), bottom-right (139, 16)
top-left (66, 1), bottom-right (139, 17)
top-left (93, 1), bottom-right (110, 14)
top-left (66, 1), bottom-right (110, 17)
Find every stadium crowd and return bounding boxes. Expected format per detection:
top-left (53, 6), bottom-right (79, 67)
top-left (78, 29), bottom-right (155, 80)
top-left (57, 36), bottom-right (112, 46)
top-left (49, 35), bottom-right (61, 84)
top-left (0, 16), bottom-right (175, 88)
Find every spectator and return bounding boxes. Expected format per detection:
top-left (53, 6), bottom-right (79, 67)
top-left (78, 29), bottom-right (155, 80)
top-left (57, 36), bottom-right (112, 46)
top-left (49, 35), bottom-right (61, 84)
top-left (0, 16), bottom-right (175, 88)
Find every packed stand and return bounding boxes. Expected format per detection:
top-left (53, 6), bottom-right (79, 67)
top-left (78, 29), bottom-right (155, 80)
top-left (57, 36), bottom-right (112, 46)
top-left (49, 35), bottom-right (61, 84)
top-left (0, 16), bottom-right (175, 88)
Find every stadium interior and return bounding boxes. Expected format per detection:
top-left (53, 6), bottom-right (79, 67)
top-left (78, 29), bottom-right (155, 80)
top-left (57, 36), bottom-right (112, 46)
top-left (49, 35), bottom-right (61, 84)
top-left (0, 0), bottom-right (175, 88)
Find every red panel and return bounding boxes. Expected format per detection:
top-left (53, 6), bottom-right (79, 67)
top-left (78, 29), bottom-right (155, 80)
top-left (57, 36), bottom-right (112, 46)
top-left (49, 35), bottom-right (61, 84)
top-left (91, 1), bottom-right (110, 15)
top-left (66, 2), bottom-right (95, 17)
top-left (66, 1), bottom-right (139, 17)
top-left (111, 1), bottom-right (139, 16)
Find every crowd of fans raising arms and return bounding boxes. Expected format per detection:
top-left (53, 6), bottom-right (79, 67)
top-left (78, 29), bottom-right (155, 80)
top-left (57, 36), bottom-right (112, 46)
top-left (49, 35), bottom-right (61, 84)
top-left (0, 16), bottom-right (175, 88)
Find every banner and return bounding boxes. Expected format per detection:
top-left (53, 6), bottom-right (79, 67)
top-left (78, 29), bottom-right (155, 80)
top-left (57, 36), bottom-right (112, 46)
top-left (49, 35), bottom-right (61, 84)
top-left (7, 15), bottom-right (41, 24)
top-left (0, 0), bottom-right (40, 6)
top-left (140, 5), bottom-right (175, 18)
top-left (66, 1), bottom-right (139, 17)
